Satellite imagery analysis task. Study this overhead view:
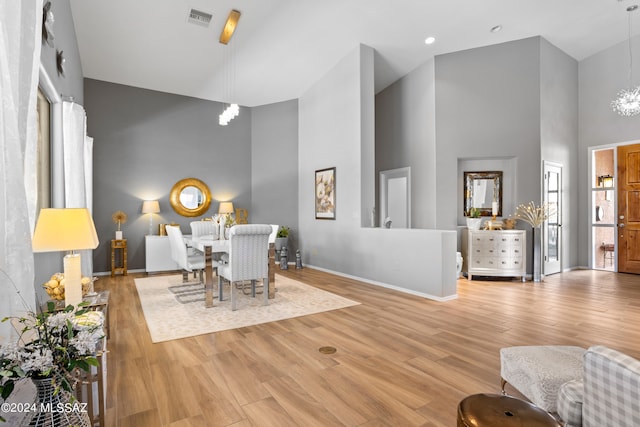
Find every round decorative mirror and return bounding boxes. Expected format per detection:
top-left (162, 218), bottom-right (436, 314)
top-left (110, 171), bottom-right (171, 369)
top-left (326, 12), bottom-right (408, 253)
top-left (169, 178), bottom-right (211, 217)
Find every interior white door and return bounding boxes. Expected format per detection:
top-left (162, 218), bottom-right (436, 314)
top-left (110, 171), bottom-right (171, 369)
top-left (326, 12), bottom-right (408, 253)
top-left (543, 162), bottom-right (562, 275)
top-left (379, 167), bottom-right (411, 228)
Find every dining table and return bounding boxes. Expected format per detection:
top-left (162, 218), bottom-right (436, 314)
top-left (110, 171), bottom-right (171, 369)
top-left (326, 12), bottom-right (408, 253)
top-left (184, 235), bottom-right (277, 308)
top-left (185, 235), bottom-right (228, 308)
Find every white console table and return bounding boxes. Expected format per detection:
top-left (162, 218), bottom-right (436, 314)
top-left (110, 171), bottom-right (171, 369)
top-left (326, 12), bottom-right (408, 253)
top-left (145, 235), bottom-right (179, 273)
top-left (462, 229), bottom-right (526, 281)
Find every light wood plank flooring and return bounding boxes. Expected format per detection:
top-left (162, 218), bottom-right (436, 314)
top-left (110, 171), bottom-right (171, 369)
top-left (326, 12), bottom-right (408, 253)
top-left (99, 268), bottom-right (640, 426)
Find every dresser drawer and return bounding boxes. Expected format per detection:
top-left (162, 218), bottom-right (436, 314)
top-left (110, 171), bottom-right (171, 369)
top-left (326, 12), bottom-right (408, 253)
top-left (498, 245), bottom-right (523, 259)
top-left (463, 229), bottom-right (527, 280)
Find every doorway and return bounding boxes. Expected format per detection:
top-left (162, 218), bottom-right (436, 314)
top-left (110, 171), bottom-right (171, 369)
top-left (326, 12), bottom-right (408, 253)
top-left (543, 162), bottom-right (562, 275)
top-left (617, 143), bottom-right (640, 274)
top-left (379, 167), bottom-right (411, 228)
top-left (591, 147), bottom-right (616, 271)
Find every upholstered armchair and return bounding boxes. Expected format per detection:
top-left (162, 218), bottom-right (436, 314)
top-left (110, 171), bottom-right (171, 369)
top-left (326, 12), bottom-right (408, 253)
top-left (165, 225), bottom-right (206, 283)
top-left (217, 224), bottom-right (272, 310)
top-left (190, 220), bottom-right (218, 239)
top-left (557, 345), bottom-right (640, 427)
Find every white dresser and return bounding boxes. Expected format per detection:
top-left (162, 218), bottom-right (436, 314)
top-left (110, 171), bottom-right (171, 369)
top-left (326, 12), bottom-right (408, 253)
top-left (462, 229), bottom-right (526, 281)
top-left (145, 235), bottom-right (179, 273)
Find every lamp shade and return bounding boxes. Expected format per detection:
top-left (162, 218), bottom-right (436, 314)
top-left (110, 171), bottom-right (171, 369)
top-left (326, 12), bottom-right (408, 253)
top-left (218, 202), bottom-right (234, 215)
top-left (141, 200), bottom-right (160, 214)
top-left (32, 208), bottom-right (99, 252)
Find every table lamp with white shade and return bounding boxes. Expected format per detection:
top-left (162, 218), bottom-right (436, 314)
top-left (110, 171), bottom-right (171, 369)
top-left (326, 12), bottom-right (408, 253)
top-left (32, 208), bottom-right (99, 308)
top-left (218, 202), bottom-right (234, 216)
top-left (142, 200), bottom-right (160, 235)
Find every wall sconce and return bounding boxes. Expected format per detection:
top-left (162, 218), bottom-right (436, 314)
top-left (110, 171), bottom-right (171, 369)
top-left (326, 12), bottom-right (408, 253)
top-left (598, 175), bottom-right (614, 188)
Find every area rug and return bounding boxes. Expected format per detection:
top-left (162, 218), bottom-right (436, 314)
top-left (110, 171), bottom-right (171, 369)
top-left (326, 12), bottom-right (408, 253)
top-left (135, 274), bottom-right (360, 343)
top-left (168, 282), bottom-right (206, 304)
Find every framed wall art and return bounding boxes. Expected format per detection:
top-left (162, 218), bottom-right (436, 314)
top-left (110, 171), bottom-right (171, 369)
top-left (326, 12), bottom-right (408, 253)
top-left (315, 167), bottom-right (336, 219)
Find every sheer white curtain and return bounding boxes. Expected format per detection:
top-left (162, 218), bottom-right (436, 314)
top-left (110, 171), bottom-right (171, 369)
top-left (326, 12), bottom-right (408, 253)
top-left (63, 101), bottom-right (94, 276)
top-left (0, 0), bottom-right (43, 341)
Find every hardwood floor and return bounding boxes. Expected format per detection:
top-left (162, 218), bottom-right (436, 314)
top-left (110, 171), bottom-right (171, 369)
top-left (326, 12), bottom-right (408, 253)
top-left (99, 268), bottom-right (640, 426)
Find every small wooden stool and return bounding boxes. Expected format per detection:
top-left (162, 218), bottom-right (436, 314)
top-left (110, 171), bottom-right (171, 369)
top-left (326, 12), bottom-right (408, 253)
top-left (111, 239), bottom-right (128, 277)
top-left (457, 394), bottom-right (561, 427)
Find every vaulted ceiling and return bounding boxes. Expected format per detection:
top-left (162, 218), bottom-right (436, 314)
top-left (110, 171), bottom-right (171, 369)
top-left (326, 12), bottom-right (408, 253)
top-left (70, 0), bottom-right (638, 107)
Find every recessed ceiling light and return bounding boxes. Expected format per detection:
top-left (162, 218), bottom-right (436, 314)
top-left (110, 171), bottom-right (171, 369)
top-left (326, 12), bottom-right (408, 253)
top-left (425, 36), bottom-right (436, 45)
top-left (490, 25), bottom-right (503, 33)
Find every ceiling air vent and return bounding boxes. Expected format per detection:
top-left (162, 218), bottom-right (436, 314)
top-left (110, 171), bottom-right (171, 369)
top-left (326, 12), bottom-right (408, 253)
top-left (188, 9), bottom-right (212, 27)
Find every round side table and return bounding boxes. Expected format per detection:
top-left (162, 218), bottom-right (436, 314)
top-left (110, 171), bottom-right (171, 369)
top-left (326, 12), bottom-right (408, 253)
top-left (457, 393), bottom-right (562, 427)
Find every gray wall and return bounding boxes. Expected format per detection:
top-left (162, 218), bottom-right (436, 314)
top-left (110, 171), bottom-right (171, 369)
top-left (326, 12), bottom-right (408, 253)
top-left (375, 59), bottom-right (437, 229)
top-left (376, 36), bottom-right (580, 273)
top-left (40, 0), bottom-right (84, 104)
top-left (298, 44), bottom-right (457, 299)
top-left (579, 34), bottom-right (640, 267)
top-left (251, 100), bottom-right (299, 253)
top-left (84, 79), bottom-right (252, 272)
top-left (540, 38), bottom-right (579, 271)
top-left (435, 37), bottom-right (542, 233)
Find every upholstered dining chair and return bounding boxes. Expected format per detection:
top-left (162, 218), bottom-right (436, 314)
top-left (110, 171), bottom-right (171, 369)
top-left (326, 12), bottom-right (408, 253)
top-left (268, 224), bottom-right (279, 245)
top-left (217, 224), bottom-right (272, 310)
top-left (165, 225), bottom-right (206, 283)
top-left (237, 224), bottom-right (279, 297)
top-left (190, 220), bottom-right (218, 239)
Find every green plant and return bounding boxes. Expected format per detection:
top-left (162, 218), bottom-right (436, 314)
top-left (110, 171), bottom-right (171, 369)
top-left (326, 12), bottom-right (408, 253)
top-left (469, 207), bottom-right (481, 218)
top-left (224, 215), bottom-right (236, 227)
top-left (277, 226), bottom-right (290, 238)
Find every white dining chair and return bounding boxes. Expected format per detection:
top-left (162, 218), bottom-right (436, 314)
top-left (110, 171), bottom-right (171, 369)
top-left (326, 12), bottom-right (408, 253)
top-left (165, 225), bottom-right (206, 283)
top-left (190, 220), bottom-right (218, 239)
top-left (217, 224), bottom-right (272, 310)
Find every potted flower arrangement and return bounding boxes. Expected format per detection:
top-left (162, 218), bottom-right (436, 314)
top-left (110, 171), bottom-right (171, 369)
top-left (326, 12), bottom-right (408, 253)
top-left (275, 226), bottom-right (290, 252)
top-left (466, 207), bottom-right (483, 230)
top-left (0, 302), bottom-right (104, 423)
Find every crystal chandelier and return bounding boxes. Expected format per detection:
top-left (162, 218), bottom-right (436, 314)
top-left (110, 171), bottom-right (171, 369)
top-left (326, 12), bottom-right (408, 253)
top-left (612, 5), bottom-right (640, 117)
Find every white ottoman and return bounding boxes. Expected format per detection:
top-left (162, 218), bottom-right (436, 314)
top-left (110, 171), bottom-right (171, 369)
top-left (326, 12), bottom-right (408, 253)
top-left (500, 345), bottom-right (585, 412)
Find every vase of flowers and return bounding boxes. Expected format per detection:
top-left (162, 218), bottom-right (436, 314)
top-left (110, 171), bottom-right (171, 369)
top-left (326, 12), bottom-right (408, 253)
top-left (28, 373), bottom-right (91, 426)
top-left (224, 215), bottom-right (236, 239)
top-left (513, 201), bottom-right (556, 282)
top-left (0, 302), bottom-right (104, 426)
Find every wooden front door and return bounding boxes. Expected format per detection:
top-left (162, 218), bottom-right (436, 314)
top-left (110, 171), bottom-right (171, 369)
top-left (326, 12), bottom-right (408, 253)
top-left (617, 143), bottom-right (640, 273)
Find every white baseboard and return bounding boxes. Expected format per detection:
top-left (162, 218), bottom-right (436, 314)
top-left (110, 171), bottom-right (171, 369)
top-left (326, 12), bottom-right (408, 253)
top-left (304, 264), bottom-right (458, 302)
top-left (94, 268), bottom-right (146, 276)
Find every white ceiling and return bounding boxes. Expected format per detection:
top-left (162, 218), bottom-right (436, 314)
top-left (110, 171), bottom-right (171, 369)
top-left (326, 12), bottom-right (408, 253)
top-left (70, 0), bottom-right (639, 107)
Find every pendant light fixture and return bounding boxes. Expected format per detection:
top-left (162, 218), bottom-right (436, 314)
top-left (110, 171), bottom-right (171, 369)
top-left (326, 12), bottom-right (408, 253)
top-left (219, 9), bottom-right (241, 126)
top-left (612, 5), bottom-right (640, 117)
